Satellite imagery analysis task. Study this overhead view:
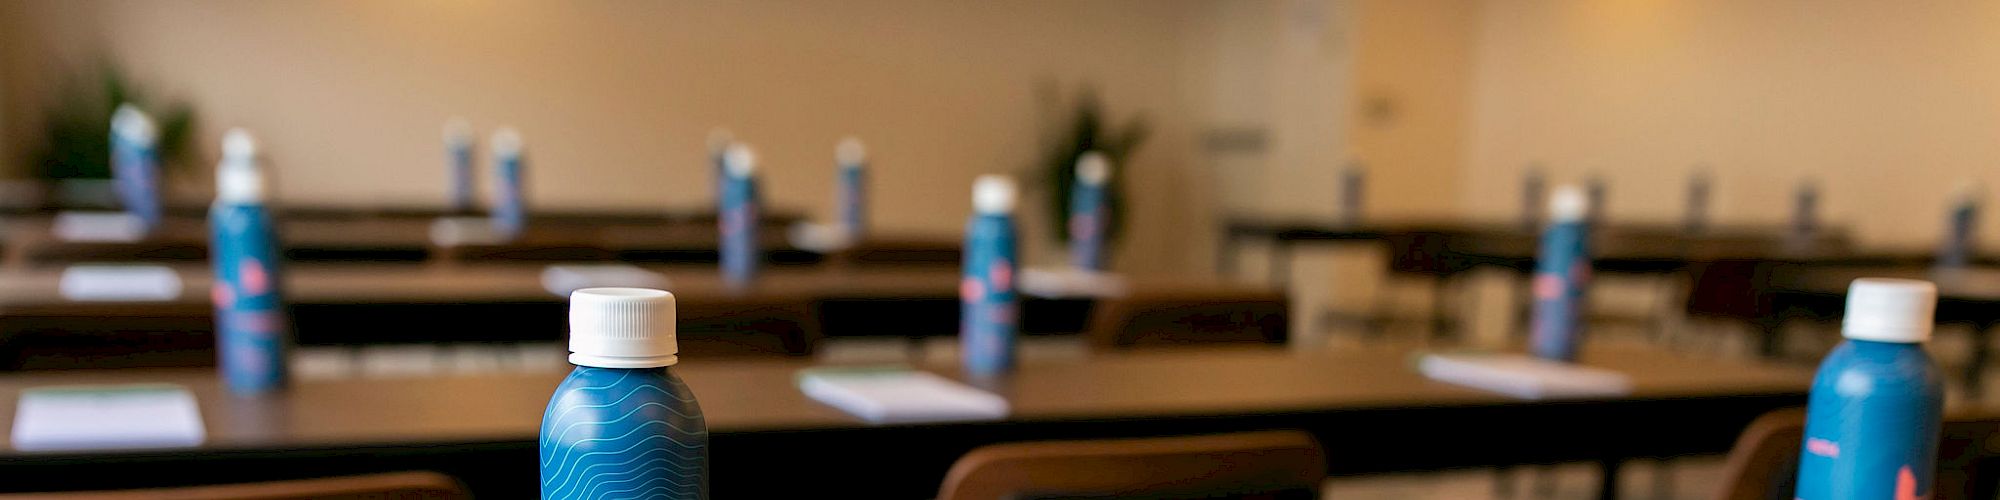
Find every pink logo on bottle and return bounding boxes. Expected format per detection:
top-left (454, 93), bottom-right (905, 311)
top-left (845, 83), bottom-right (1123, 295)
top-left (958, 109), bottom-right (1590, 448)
top-left (961, 277), bottom-right (984, 303)
top-left (1897, 465), bottom-right (1926, 500)
top-left (990, 259), bottom-right (1013, 292)
top-left (212, 283), bottom-right (234, 308)
top-left (240, 259), bottom-right (270, 296)
top-left (1805, 437), bottom-right (1840, 458)
top-left (1534, 273), bottom-right (1564, 299)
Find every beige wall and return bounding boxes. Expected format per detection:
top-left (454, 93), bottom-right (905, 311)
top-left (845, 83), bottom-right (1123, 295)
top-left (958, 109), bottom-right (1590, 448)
top-left (0, 0), bottom-right (1215, 272)
top-left (1464, 0), bottom-right (2000, 247)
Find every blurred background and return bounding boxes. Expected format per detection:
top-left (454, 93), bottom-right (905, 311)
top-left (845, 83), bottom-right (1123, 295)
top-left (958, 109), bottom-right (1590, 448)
top-left (3, 1), bottom-right (1997, 499)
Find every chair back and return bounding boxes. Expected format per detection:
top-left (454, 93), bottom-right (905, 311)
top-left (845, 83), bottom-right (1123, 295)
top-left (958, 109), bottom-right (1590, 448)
top-left (1085, 288), bottom-right (1286, 349)
top-left (937, 430), bottom-right (1326, 500)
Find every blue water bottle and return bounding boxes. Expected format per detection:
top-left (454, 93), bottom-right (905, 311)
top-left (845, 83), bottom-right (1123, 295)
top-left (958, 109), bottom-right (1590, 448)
top-left (444, 118), bottom-right (476, 214)
top-left (1530, 185), bottom-right (1591, 362)
top-left (1338, 161), bottom-right (1365, 225)
top-left (1684, 169), bottom-right (1711, 233)
top-left (718, 144), bottom-right (762, 289)
top-left (209, 129), bottom-right (290, 395)
top-left (963, 175), bottom-right (1020, 376)
top-left (111, 104), bottom-right (162, 232)
top-left (1520, 167), bottom-right (1546, 229)
top-left (1068, 152), bottom-right (1111, 272)
top-left (1795, 278), bottom-right (1942, 500)
top-left (542, 288), bottom-right (707, 500)
top-left (835, 137), bottom-right (868, 243)
top-left (491, 128), bottom-right (527, 240)
top-left (708, 128), bottom-right (733, 205)
top-left (1937, 183), bottom-right (1980, 268)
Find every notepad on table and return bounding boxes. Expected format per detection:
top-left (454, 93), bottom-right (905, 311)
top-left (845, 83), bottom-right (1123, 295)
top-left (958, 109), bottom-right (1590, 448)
top-left (786, 221), bottom-right (854, 253)
top-left (52, 211), bottom-right (148, 243)
top-left (59, 264), bottom-right (183, 302)
top-left (797, 367), bottom-right (1008, 424)
top-left (1019, 267), bottom-right (1127, 299)
top-left (429, 216), bottom-right (506, 246)
top-left (541, 264), bottom-right (670, 296)
top-left (1417, 353), bottom-right (1632, 400)
top-left (11, 384), bottom-right (205, 451)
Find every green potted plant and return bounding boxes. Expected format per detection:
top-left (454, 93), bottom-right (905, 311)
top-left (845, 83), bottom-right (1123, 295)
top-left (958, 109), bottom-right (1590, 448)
top-left (1038, 88), bottom-right (1148, 260)
top-left (35, 63), bottom-right (195, 208)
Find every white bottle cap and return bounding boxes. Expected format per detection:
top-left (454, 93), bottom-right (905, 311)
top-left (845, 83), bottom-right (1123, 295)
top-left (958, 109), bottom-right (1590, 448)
top-left (1842, 278), bottom-right (1937, 343)
top-left (568, 287), bottom-right (679, 368)
top-left (1075, 151), bottom-right (1111, 186)
top-left (491, 127), bottom-right (522, 158)
top-left (836, 136), bottom-right (866, 168)
top-left (216, 128), bottom-right (266, 203)
top-left (973, 175), bottom-right (1017, 215)
top-left (724, 143), bottom-right (757, 178)
top-left (707, 128), bottom-right (734, 155)
top-left (443, 117), bottom-right (473, 147)
top-left (1550, 184), bottom-right (1589, 222)
top-left (111, 104), bottom-right (159, 145)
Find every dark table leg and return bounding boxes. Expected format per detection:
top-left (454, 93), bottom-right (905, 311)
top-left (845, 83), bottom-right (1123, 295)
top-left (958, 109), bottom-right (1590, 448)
top-left (1966, 317), bottom-right (1997, 400)
top-left (1269, 240), bottom-right (1293, 287)
top-left (1755, 313), bottom-right (1786, 359)
top-left (1220, 233), bottom-right (1241, 278)
top-left (1596, 458), bottom-right (1622, 500)
top-left (1430, 276), bottom-right (1453, 341)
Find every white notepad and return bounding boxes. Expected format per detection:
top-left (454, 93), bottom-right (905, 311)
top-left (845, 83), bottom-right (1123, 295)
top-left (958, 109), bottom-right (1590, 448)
top-left (540, 264), bottom-right (670, 297)
top-left (52, 211), bottom-right (148, 243)
top-left (11, 384), bottom-right (205, 451)
top-left (1019, 267), bottom-right (1128, 299)
top-left (428, 216), bottom-right (506, 246)
top-left (1417, 353), bottom-right (1633, 400)
top-left (798, 368), bottom-right (1009, 424)
top-left (58, 264), bottom-right (183, 302)
top-left (786, 221), bottom-right (854, 253)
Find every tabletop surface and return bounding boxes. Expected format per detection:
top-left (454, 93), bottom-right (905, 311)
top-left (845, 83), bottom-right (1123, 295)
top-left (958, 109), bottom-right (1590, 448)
top-left (0, 344), bottom-right (1814, 456)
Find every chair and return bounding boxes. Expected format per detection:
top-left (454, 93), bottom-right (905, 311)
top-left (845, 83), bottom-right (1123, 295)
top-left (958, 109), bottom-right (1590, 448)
top-left (0, 471), bottom-right (468, 500)
top-left (936, 430), bottom-right (1327, 500)
top-left (1716, 408), bottom-right (2000, 500)
top-left (1085, 288), bottom-right (1287, 349)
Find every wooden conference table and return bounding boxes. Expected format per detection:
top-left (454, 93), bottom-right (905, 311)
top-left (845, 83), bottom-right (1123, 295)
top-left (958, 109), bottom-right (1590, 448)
top-left (0, 264), bottom-right (1259, 367)
top-left (1222, 216), bottom-right (1856, 284)
top-left (0, 208), bottom-right (827, 265)
top-left (0, 345), bottom-right (1812, 498)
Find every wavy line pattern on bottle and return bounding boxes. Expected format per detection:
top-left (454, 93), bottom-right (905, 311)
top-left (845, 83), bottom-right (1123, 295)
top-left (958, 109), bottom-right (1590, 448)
top-left (541, 367), bottom-right (706, 500)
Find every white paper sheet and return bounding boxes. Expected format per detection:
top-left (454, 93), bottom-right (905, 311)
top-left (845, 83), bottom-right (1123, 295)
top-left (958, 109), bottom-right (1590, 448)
top-left (798, 368), bottom-right (1008, 424)
top-left (1019, 267), bottom-right (1128, 299)
top-left (787, 221), bottom-right (855, 253)
top-left (52, 211), bottom-right (148, 243)
top-left (11, 384), bottom-right (205, 451)
top-left (1417, 353), bottom-right (1632, 400)
top-left (429, 216), bottom-right (506, 246)
top-left (58, 264), bottom-right (183, 302)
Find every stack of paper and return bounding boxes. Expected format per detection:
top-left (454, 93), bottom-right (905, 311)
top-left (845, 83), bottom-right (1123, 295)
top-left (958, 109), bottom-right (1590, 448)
top-left (428, 216), bottom-right (506, 246)
top-left (786, 221), bottom-right (854, 253)
top-left (798, 368), bottom-right (1008, 424)
top-left (1417, 353), bottom-right (1632, 400)
top-left (58, 264), bottom-right (183, 302)
top-left (11, 384), bottom-right (205, 451)
top-left (52, 211), bottom-right (148, 243)
top-left (1019, 267), bottom-right (1127, 299)
top-left (540, 264), bottom-right (670, 296)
